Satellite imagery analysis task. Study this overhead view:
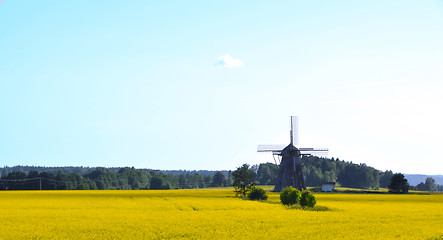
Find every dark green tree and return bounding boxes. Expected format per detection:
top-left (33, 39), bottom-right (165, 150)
top-left (27, 171), bottom-right (40, 178)
top-left (77, 182), bottom-right (90, 190)
top-left (388, 173), bottom-right (409, 193)
top-left (150, 175), bottom-right (165, 189)
top-left (226, 170), bottom-right (233, 186)
top-left (39, 172), bottom-right (56, 190)
top-left (232, 164), bottom-right (256, 197)
top-left (203, 175), bottom-right (213, 188)
top-left (249, 164), bottom-right (259, 182)
top-left (6, 171), bottom-right (26, 179)
top-left (68, 173), bottom-right (81, 189)
top-left (212, 171), bottom-right (226, 187)
top-left (415, 182), bottom-right (426, 191)
top-left (379, 170), bottom-right (393, 188)
top-left (307, 166), bottom-right (323, 186)
top-left (257, 163), bottom-right (278, 185)
top-left (424, 177), bottom-right (436, 191)
top-left (55, 171), bottom-right (69, 190)
top-left (178, 174), bottom-right (188, 189)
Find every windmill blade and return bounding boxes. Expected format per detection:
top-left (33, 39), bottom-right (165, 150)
top-left (290, 116), bottom-right (299, 145)
top-left (257, 144), bottom-right (286, 152)
top-left (299, 148), bottom-right (328, 151)
top-left (299, 148), bottom-right (329, 157)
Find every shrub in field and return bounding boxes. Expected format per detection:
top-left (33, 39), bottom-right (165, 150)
top-left (280, 187), bottom-right (301, 205)
top-left (300, 190), bottom-right (316, 208)
top-left (248, 187), bottom-right (268, 200)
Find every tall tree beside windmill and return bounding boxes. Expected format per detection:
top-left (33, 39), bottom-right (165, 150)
top-left (258, 116), bottom-right (328, 192)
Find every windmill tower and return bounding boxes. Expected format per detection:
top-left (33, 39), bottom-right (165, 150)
top-left (257, 116), bottom-right (328, 192)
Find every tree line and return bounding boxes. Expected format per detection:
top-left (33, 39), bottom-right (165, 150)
top-left (1, 156), bottom-right (442, 191)
top-left (255, 156), bottom-right (381, 189)
top-left (410, 177), bottom-right (443, 191)
top-left (0, 167), bottom-right (233, 190)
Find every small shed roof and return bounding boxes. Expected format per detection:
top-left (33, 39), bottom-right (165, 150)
top-left (321, 182), bottom-right (336, 185)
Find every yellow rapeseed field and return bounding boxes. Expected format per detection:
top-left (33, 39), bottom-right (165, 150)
top-left (0, 189), bottom-right (442, 239)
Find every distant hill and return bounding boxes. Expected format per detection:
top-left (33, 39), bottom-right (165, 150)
top-left (404, 174), bottom-right (443, 186)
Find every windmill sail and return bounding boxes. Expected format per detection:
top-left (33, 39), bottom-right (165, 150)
top-left (257, 116), bottom-right (328, 158)
top-left (258, 145), bottom-right (328, 157)
top-left (291, 116), bottom-right (299, 145)
top-left (257, 144), bottom-right (286, 152)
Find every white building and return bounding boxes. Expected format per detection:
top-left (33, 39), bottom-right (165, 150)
top-left (321, 182), bottom-right (336, 192)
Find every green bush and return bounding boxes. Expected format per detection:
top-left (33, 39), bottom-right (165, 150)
top-left (248, 187), bottom-right (268, 200)
top-left (280, 187), bottom-right (301, 205)
top-left (300, 190), bottom-right (316, 208)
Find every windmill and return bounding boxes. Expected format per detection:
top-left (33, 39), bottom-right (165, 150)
top-left (257, 116), bottom-right (328, 192)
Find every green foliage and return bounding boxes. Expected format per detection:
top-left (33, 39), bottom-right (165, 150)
top-left (212, 171), bottom-right (227, 187)
top-left (150, 175), bottom-right (169, 190)
top-left (1, 166), bottom-right (237, 191)
top-left (0, 167), bottom-right (228, 190)
top-left (247, 187), bottom-right (268, 200)
top-left (388, 173), bottom-right (409, 193)
top-left (335, 162), bottom-right (379, 189)
top-left (1, 158), bottom-right (412, 192)
top-left (415, 177), bottom-right (437, 191)
top-left (232, 164), bottom-right (256, 197)
top-left (251, 156), bottom-right (382, 190)
top-left (301, 156), bottom-right (380, 189)
top-left (425, 177), bottom-right (436, 191)
top-left (280, 187), bottom-right (301, 205)
top-left (300, 190), bottom-right (316, 208)
top-left (77, 182), bottom-right (90, 190)
top-left (379, 170), bottom-right (393, 188)
top-left (256, 163), bottom-right (278, 185)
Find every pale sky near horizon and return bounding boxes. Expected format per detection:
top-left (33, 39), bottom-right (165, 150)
top-left (1, 1), bottom-right (442, 174)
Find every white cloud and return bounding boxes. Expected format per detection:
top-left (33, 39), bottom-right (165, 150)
top-left (214, 54), bottom-right (244, 68)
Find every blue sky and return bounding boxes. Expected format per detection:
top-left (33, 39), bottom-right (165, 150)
top-left (1, 1), bottom-right (442, 174)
